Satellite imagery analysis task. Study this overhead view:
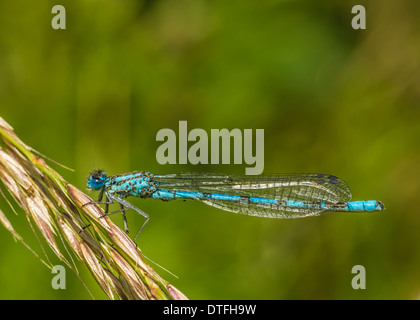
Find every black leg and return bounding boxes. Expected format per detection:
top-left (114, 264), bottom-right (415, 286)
top-left (107, 193), bottom-right (150, 242)
top-left (121, 203), bottom-right (129, 234)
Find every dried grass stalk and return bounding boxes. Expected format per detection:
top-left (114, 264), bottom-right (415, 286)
top-left (0, 117), bottom-right (187, 300)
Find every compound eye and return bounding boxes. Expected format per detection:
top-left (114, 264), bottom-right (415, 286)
top-left (92, 170), bottom-right (106, 180)
top-left (87, 170), bottom-right (107, 190)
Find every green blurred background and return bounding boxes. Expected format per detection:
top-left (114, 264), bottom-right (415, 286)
top-left (0, 0), bottom-right (419, 299)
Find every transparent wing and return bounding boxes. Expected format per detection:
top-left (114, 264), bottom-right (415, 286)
top-left (153, 173), bottom-right (352, 219)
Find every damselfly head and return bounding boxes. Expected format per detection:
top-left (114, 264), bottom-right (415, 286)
top-left (87, 170), bottom-right (107, 190)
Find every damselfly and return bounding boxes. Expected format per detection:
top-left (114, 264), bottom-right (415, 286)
top-left (85, 171), bottom-right (385, 241)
